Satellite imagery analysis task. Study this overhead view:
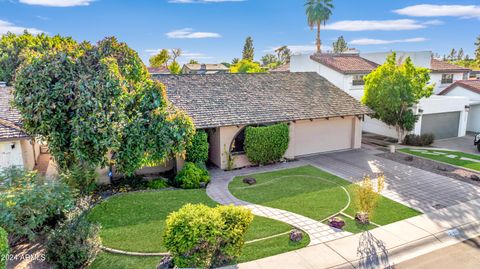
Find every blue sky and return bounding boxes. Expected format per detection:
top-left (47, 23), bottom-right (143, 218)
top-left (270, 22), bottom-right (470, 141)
top-left (1, 0), bottom-right (479, 64)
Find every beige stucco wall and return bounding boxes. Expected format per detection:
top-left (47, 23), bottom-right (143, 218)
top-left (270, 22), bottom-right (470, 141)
top-left (20, 139), bottom-right (40, 170)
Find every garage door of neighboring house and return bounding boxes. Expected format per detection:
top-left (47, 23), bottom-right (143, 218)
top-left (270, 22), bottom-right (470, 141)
top-left (467, 104), bottom-right (480, 132)
top-left (294, 117), bottom-right (353, 156)
top-left (421, 112), bottom-right (460, 139)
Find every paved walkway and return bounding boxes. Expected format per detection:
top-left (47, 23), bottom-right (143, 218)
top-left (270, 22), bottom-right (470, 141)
top-left (433, 134), bottom-right (479, 155)
top-left (207, 161), bottom-right (352, 245)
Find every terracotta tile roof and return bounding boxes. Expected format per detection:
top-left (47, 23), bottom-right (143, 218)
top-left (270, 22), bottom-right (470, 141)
top-left (147, 66), bottom-right (170, 75)
top-left (269, 63), bottom-right (290, 73)
top-left (439, 80), bottom-right (480, 95)
top-left (183, 64), bottom-right (229, 72)
top-left (0, 87), bottom-right (29, 141)
top-left (310, 53), bottom-right (379, 74)
top-left (430, 59), bottom-right (471, 73)
top-left (154, 72), bottom-right (372, 129)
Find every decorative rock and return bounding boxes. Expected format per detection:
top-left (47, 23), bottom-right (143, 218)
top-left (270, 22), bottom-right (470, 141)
top-left (199, 182), bottom-right (207, 188)
top-left (157, 255), bottom-right (173, 269)
top-left (289, 229), bottom-right (303, 242)
top-left (404, 156), bottom-right (414, 162)
top-left (471, 174), bottom-right (480, 181)
top-left (355, 212), bottom-right (370, 225)
top-left (328, 217), bottom-right (346, 229)
top-left (242, 177), bottom-right (257, 185)
top-left (437, 166), bottom-right (448, 172)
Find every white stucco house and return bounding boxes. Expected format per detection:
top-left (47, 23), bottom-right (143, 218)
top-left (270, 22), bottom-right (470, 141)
top-left (290, 51), bottom-right (471, 140)
top-left (440, 80), bottom-right (480, 133)
top-left (156, 72), bottom-right (371, 170)
top-left (0, 87), bottom-right (40, 171)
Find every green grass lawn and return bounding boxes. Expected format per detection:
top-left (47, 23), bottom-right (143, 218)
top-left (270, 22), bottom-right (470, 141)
top-left (229, 165), bottom-right (421, 233)
top-left (400, 148), bottom-right (480, 172)
top-left (87, 189), bottom-right (309, 267)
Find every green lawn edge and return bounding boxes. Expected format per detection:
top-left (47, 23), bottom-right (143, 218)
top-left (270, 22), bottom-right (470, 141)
top-left (399, 148), bottom-right (480, 172)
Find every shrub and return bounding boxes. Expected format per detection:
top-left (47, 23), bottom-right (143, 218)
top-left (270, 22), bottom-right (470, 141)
top-left (175, 162), bottom-right (210, 189)
top-left (45, 214), bottom-right (101, 269)
top-left (186, 130), bottom-right (209, 165)
top-left (244, 123), bottom-right (289, 165)
top-left (147, 178), bottom-right (169, 189)
top-left (355, 174), bottom-right (385, 224)
top-left (0, 227), bottom-right (8, 269)
top-left (59, 165), bottom-right (98, 195)
top-left (0, 167), bottom-right (74, 242)
top-left (163, 204), bottom-right (253, 268)
top-left (403, 134), bottom-right (435, 146)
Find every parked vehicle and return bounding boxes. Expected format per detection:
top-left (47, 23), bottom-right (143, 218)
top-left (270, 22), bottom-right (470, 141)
top-left (475, 134), bottom-right (480, 152)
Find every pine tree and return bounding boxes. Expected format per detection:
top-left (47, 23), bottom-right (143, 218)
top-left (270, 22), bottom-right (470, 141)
top-left (332, 36), bottom-right (348, 53)
top-left (457, 48), bottom-right (464, 61)
top-left (242, 37), bottom-right (254, 61)
top-left (475, 35), bottom-right (480, 62)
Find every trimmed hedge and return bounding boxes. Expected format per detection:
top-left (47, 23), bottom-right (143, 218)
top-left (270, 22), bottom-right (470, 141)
top-left (0, 227), bottom-right (7, 269)
top-left (163, 204), bottom-right (253, 268)
top-left (403, 134), bottom-right (435, 146)
top-left (175, 162), bottom-right (210, 189)
top-left (244, 123), bottom-right (289, 165)
top-left (186, 130), bottom-right (209, 165)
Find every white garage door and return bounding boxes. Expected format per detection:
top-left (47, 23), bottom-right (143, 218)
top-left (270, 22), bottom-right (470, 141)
top-left (294, 118), bottom-right (353, 156)
top-left (467, 104), bottom-right (480, 132)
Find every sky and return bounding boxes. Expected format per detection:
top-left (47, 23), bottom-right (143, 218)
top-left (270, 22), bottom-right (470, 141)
top-left (1, 0), bottom-right (479, 65)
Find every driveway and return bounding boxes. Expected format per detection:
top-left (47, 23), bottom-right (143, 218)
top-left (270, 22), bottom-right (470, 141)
top-left (433, 134), bottom-right (479, 155)
top-left (302, 149), bottom-right (480, 213)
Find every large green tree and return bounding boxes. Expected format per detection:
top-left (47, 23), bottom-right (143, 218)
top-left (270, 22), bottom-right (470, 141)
top-left (14, 36), bottom-right (194, 175)
top-left (260, 54), bottom-right (278, 67)
top-left (0, 32), bottom-right (76, 85)
top-left (149, 49), bottom-right (170, 68)
top-left (362, 53), bottom-right (433, 142)
top-left (275, 45), bottom-right (291, 64)
top-left (305, 0), bottom-right (334, 53)
top-left (229, 59), bottom-right (266, 73)
top-left (332, 36), bottom-right (348, 53)
top-left (242, 37), bottom-right (254, 61)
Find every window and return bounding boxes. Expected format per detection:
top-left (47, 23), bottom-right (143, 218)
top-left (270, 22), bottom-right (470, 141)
top-left (441, 74), bottom-right (454, 84)
top-left (352, 75), bottom-right (365, 86)
top-left (231, 128), bottom-right (246, 154)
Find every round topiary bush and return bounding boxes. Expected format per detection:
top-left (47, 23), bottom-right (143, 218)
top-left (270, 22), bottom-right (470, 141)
top-left (175, 162), bottom-right (210, 189)
top-left (244, 123), bottom-right (289, 165)
top-left (0, 227), bottom-right (8, 269)
top-left (186, 130), bottom-right (209, 165)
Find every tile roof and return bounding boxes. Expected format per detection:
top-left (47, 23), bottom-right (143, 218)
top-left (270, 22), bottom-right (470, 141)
top-left (439, 80), bottom-right (480, 95)
top-left (147, 66), bottom-right (170, 75)
top-left (269, 63), bottom-right (290, 73)
top-left (155, 72), bottom-right (372, 129)
top-left (183, 64), bottom-right (229, 71)
top-left (310, 53), bottom-right (379, 74)
top-left (430, 59), bottom-right (471, 73)
top-left (0, 87), bottom-right (29, 141)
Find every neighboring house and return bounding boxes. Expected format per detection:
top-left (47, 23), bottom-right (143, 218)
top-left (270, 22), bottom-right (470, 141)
top-left (269, 63), bottom-right (290, 73)
top-left (147, 66), bottom-right (170, 75)
top-left (181, 64), bottom-right (229, 74)
top-left (440, 80), bottom-right (480, 133)
top-left (156, 72), bottom-right (371, 170)
top-left (429, 59), bottom-right (471, 94)
top-left (0, 88), bottom-right (40, 170)
top-left (290, 51), bottom-right (471, 140)
top-left (470, 70), bottom-right (480, 80)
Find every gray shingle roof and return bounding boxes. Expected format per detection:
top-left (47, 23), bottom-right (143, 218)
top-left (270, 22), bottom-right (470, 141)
top-left (155, 72), bottom-right (372, 129)
top-left (0, 87), bottom-right (28, 141)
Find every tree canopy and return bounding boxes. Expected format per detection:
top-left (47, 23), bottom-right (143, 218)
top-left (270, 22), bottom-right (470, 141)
top-left (362, 53), bottom-right (433, 141)
top-left (475, 35), bottom-right (480, 62)
top-left (242, 37), bottom-right (254, 61)
top-left (12, 35), bottom-right (194, 175)
top-left (149, 49), bottom-right (170, 68)
top-left (229, 59), bottom-right (266, 73)
top-left (332, 36), bottom-right (348, 53)
top-left (305, 0), bottom-right (334, 53)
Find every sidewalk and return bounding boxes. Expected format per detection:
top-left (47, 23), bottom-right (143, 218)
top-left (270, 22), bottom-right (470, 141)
top-left (234, 198), bottom-right (480, 269)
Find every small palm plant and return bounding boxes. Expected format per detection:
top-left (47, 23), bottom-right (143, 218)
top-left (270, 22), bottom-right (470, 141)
top-left (355, 174), bottom-right (385, 224)
top-left (305, 0), bottom-right (334, 53)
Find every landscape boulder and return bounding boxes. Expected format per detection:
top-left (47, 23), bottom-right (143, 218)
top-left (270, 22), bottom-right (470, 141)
top-left (289, 229), bottom-right (303, 242)
top-left (328, 217), bottom-right (346, 229)
top-left (242, 177), bottom-right (257, 185)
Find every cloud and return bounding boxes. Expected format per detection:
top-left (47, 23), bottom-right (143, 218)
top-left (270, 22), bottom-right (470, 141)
top-left (350, 37), bottom-right (427, 45)
top-left (394, 4), bottom-right (480, 18)
top-left (0, 20), bottom-right (44, 35)
top-left (169, 0), bottom-right (244, 3)
top-left (166, 28), bottom-right (221, 39)
top-left (323, 19), bottom-right (436, 31)
top-left (19, 0), bottom-right (93, 6)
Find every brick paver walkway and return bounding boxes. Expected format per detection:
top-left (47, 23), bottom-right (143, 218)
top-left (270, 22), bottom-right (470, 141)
top-left (207, 161), bottom-right (352, 246)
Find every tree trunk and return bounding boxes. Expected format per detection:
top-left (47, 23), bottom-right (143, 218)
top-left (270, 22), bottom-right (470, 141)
top-left (316, 22), bottom-right (321, 53)
top-left (396, 125), bottom-right (404, 144)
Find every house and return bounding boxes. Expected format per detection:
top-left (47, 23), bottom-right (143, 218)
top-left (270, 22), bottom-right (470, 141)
top-left (155, 72), bottom-right (371, 170)
top-left (290, 51), bottom-right (471, 140)
top-left (147, 66), bottom-right (170, 75)
top-left (470, 70), bottom-right (480, 80)
top-left (429, 59), bottom-right (471, 94)
top-left (440, 80), bottom-right (480, 133)
top-left (181, 64), bottom-right (229, 74)
top-left (0, 88), bottom-right (40, 171)
top-left (269, 63), bottom-right (290, 73)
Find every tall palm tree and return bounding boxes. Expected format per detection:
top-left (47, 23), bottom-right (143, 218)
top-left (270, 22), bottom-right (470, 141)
top-left (305, 0), bottom-right (334, 53)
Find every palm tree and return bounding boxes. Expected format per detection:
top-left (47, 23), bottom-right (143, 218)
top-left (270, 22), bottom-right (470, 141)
top-left (305, 0), bottom-right (334, 53)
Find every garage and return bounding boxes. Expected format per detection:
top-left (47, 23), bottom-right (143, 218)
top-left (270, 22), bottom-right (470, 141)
top-left (421, 112), bottom-right (460, 139)
top-left (467, 104), bottom-right (480, 133)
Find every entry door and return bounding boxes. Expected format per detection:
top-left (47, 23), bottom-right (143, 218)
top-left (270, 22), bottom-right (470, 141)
top-left (421, 112), bottom-right (460, 139)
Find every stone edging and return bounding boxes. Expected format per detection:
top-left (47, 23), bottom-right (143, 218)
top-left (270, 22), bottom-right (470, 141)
top-left (101, 246), bottom-right (169, 257)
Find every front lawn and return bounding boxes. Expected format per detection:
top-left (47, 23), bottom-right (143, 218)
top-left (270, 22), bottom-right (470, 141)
top-left (229, 165), bottom-right (421, 232)
top-left (87, 189), bottom-right (309, 266)
top-left (400, 148), bottom-right (480, 172)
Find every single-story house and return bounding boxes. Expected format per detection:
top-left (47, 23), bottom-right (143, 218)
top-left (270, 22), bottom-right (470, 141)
top-left (440, 80), bottom-right (480, 133)
top-left (290, 52), bottom-right (471, 140)
top-left (0, 87), bottom-right (40, 171)
top-left (156, 72), bottom-right (371, 170)
top-left (181, 64), bottom-right (229, 75)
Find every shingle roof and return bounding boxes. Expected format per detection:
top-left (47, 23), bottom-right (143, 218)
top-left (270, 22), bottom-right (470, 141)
top-left (430, 59), bottom-right (471, 73)
top-left (155, 72), bottom-right (372, 129)
top-left (439, 80), bottom-right (480, 95)
top-left (0, 87), bottom-right (29, 141)
top-left (269, 63), bottom-right (290, 73)
top-left (147, 66), bottom-right (170, 75)
top-left (310, 53), bottom-right (379, 74)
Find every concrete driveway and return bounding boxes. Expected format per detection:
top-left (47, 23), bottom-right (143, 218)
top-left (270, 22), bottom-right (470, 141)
top-left (433, 134), bottom-right (479, 155)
